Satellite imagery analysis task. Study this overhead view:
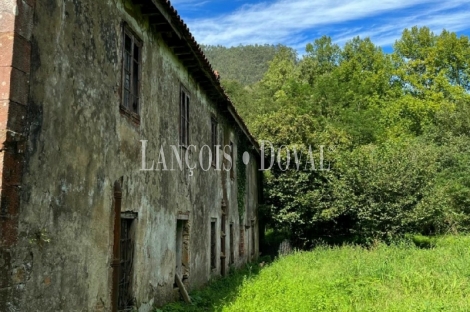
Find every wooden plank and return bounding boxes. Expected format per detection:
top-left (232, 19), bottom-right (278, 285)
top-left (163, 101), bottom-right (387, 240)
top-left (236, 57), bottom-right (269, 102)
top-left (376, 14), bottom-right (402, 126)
top-left (140, 5), bottom-right (160, 15)
top-left (174, 47), bottom-right (191, 55)
top-left (148, 15), bottom-right (166, 25)
top-left (175, 273), bottom-right (191, 304)
top-left (166, 38), bottom-right (186, 48)
top-left (121, 211), bottom-right (138, 220)
top-left (178, 54), bottom-right (195, 61)
top-left (177, 212), bottom-right (189, 220)
top-left (153, 23), bottom-right (173, 33)
top-left (150, 0), bottom-right (182, 39)
top-left (183, 62), bottom-right (199, 69)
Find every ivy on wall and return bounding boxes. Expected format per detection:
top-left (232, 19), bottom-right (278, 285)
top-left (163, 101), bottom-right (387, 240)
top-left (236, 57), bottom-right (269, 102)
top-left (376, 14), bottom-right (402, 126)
top-left (236, 131), bottom-right (248, 222)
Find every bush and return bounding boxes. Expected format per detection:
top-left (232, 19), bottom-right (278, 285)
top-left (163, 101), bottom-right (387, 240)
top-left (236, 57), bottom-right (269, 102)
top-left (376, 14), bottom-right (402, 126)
top-left (262, 135), bottom-right (470, 246)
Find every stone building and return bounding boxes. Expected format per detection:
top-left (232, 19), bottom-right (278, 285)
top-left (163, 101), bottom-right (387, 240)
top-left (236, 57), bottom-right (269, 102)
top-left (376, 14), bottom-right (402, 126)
top-left (0, 0), bottom-right (261, 310)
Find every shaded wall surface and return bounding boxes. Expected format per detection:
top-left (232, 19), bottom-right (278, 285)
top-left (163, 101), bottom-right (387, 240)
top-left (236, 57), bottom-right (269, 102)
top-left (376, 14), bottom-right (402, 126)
top-left (0, 0), bottom-right (260, 311)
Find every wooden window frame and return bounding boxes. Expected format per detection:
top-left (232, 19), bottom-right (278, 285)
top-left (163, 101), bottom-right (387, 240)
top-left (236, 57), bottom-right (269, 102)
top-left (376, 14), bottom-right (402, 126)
top-left (120, 24), bottom-right (142, 125)
top-left (180, 85), bottom-right (190, 147)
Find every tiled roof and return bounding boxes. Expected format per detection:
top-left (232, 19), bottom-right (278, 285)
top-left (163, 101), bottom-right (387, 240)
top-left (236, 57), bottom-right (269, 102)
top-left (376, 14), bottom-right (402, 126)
top-left (139, 0), bottom-right (260, 154)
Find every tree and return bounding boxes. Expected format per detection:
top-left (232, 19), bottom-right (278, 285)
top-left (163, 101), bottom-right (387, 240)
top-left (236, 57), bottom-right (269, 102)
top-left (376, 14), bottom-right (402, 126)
top-left (214, 31), bottom-right (470, 246)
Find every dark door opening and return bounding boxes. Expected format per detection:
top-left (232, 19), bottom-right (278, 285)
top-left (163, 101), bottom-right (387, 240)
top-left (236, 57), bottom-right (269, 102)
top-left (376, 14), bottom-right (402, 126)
top-left (210, 219), bottom-right (216, 270)
top-left (111, 182), bottom-right (136, 312)
top-left (220, 214), bottom-right (226, 276)
top-left (251, 219), bottom-right (255, 259)
top-left (229, 223), bottom-right (234, 265)
top-left (176, 220), bottom-right (184, 277)
top-left (175, 218), bottom-right (190, 283)
top-left (118, 217), bottom-right (135, 311)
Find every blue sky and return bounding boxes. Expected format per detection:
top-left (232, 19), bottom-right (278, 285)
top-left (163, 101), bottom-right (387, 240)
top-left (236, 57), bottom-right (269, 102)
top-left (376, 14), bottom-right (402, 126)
top-left (170, 0), bottom-right (470, 54)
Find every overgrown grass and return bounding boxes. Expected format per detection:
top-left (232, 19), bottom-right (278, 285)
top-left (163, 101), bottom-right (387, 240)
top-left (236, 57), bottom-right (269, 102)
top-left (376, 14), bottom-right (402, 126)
top-left (156, 262), bottom-right (265, 312)
top-left (159, 236), bottom-right (470, 311)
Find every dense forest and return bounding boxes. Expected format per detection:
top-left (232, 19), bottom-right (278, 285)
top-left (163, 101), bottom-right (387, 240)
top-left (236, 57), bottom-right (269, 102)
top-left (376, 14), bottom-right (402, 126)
top-left (206, 26), bottom-right (470, 247)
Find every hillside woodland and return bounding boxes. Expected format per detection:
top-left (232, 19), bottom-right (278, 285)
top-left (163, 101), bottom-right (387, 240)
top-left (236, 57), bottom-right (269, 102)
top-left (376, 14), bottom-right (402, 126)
top-left (205, 27), bottom-right (470, 246)
top-left (201, 44), bottom-right (281, 85)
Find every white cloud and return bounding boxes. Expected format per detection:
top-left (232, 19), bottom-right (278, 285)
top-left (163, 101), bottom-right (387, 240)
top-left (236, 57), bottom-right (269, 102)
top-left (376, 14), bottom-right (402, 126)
top-left (176, 0), bottom-right (470, 52)
top-left (169, 0), bottom-right (209, 10)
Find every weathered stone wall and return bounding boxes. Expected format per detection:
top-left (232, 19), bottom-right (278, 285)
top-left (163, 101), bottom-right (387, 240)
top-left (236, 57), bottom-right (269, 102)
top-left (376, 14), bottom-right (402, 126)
top-left (0, 0), bottom-right (260, 311)
top-left (0, 0), bottom-right (34, 311)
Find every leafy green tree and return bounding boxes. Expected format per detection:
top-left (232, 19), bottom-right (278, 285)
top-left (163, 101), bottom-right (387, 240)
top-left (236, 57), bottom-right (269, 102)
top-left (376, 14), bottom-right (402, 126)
top-left (252, 46), bottom-right (298, 117)
top-left (299, 36), bottom-right (341, 85)
top-left (220, 79), bottom-right (255, 127)
top-left (332, 139), bottom-right (441, 240)
top-left (434, 30), bottom-right (470, 91)
top-left (213, 29), bottom-right (470, 246)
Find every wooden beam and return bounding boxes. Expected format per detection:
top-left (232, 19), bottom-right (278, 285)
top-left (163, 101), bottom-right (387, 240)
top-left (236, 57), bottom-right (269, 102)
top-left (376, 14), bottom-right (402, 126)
top-left (150, 20), bottom-right (167, 26)
top-left (188, 68), bottom-right (204, 79)
top-left (166, 38), bottom-right (185, 48)
top-left (178, 54), bottom-right (195, 61)
top-left (175, 51), bottom-right (192, 57)
top-left (183, 62), bottom-right (199, 69)
top-left (198, 79), bottom-right (212, 86)
top-left (140, 5), bottom-right (161, 15)
top-left (148, 14), bottom-right (166, 24)
top-left (174, 47), bottom-right (191, 55)
top-left (150, 0), bottom-right (182, 39)
top-left (191, 73), bottom-right (205, 80)
top-left (175, 274), bottom-right (191, 304)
